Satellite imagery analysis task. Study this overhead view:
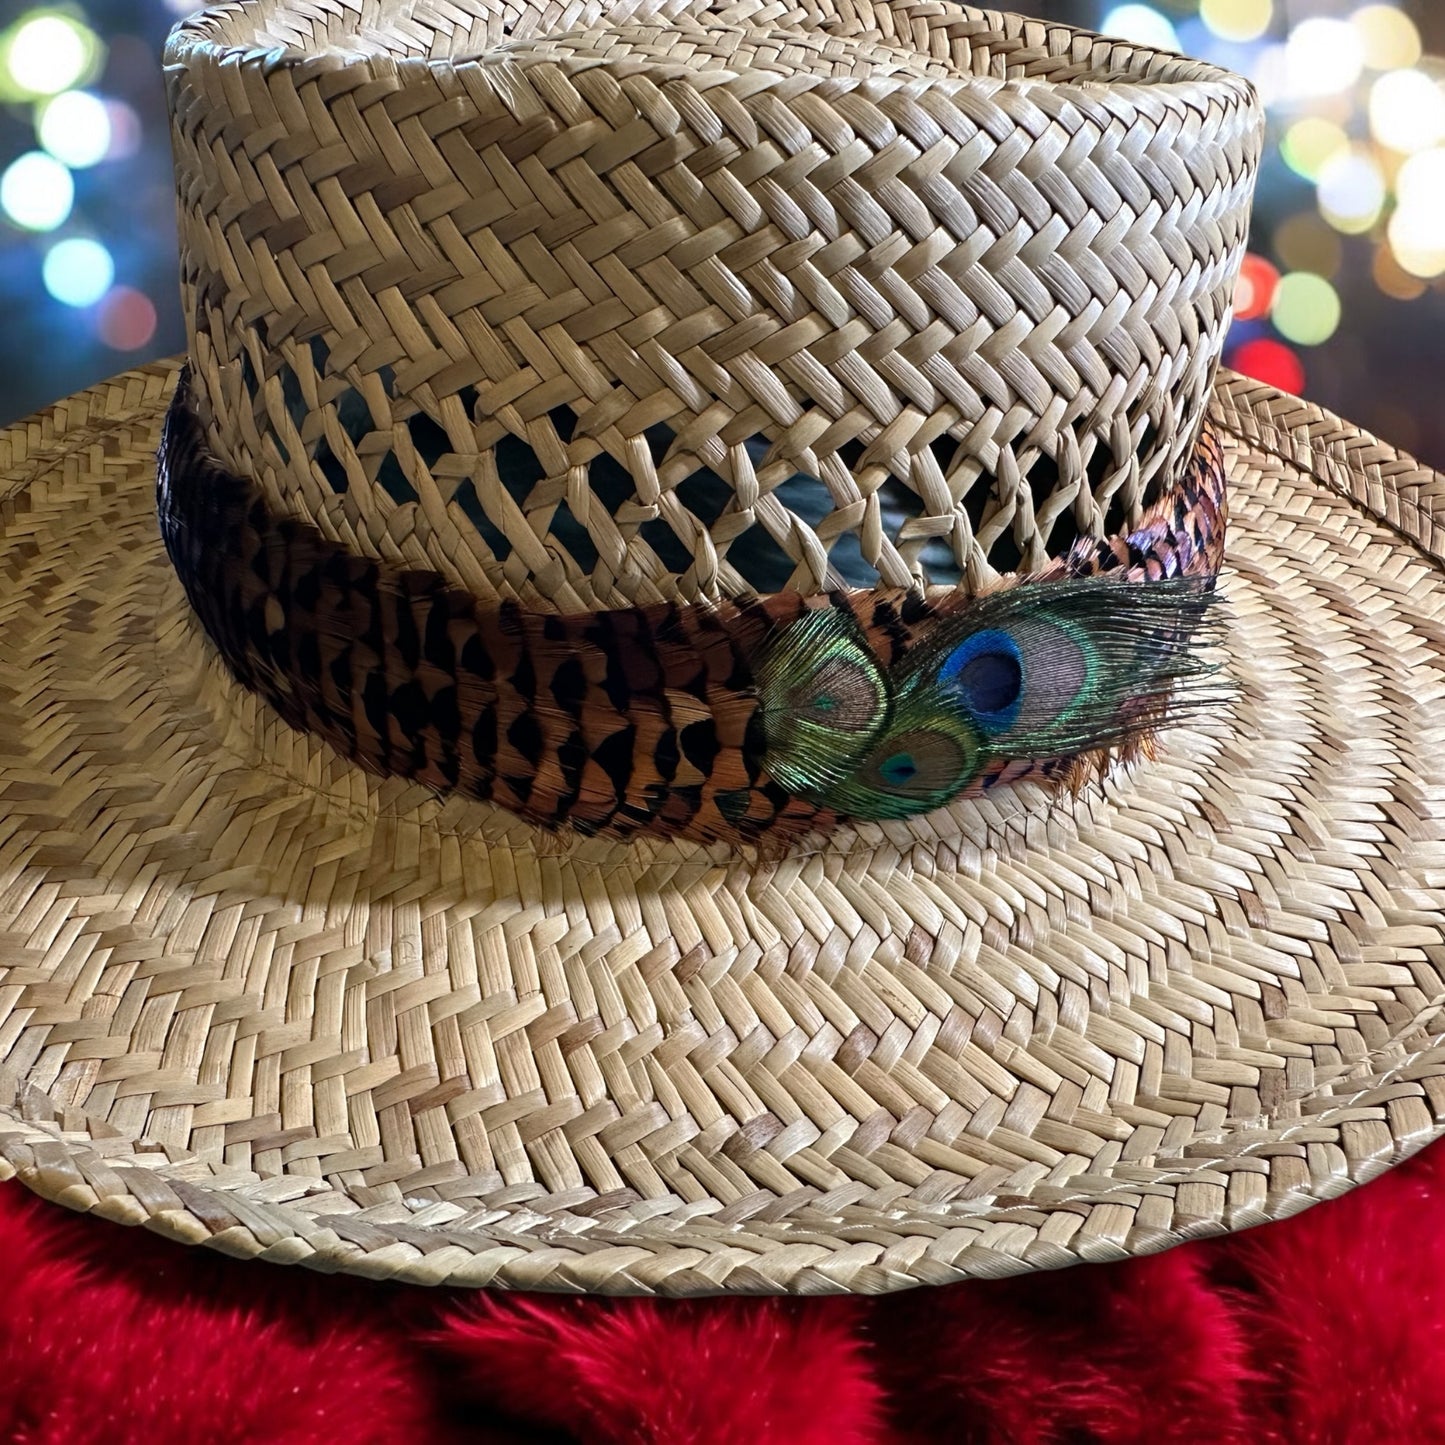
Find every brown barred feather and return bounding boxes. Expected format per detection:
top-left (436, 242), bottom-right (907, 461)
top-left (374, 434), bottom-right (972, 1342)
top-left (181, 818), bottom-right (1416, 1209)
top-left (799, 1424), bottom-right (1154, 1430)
top-left (156, 369), bottom-right (1228, 847)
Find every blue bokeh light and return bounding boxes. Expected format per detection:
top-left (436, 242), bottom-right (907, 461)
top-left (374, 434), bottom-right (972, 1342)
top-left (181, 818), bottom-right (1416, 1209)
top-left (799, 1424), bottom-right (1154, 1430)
top-left (42, 235), bottom-right (114, 306)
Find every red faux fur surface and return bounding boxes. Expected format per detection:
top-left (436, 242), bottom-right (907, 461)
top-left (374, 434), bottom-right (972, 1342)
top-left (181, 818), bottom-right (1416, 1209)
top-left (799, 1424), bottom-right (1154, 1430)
top-left (4, 1148), bottom-right (1445, 1442)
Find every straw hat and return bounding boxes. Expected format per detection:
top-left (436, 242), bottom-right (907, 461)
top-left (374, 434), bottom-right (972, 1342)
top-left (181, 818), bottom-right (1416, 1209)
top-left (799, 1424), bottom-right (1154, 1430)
top-left (2, 0), bottom-right (1444, 1298)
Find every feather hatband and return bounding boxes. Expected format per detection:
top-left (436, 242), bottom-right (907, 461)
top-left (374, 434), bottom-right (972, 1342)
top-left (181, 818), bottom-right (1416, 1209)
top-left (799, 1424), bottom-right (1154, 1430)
top-left (157, 371), bottom-right (1227, 846)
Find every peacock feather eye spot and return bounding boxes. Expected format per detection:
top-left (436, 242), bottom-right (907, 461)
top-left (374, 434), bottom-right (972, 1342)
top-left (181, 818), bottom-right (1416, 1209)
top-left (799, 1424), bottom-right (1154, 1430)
top-left (750, 607), bottom-right (892, 801)
top-left (790, 656), bottom-right (884, 732)
top-left (880, 752), bottom-right (918, 785)
top-left (956, 650), bottom-right (1022, 716)
top-left (801, 574), bottom-right (1221, 823)
top-left (856, 726), bottom-right (976, 805)
top-left (940, 627), bottom-right (1025, 731)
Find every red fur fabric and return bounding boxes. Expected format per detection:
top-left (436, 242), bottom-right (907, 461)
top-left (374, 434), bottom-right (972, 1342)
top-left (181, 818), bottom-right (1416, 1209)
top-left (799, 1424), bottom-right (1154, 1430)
top-left (4, 1146), bottom-right (1445, 1442)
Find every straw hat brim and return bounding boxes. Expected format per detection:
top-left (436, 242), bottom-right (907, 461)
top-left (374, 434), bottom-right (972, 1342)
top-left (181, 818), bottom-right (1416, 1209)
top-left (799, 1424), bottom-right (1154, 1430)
top-left (2, 356), bottom-right (1444, 1296)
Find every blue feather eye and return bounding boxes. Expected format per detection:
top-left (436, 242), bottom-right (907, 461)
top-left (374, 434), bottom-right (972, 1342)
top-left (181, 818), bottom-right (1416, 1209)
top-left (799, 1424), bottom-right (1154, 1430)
top-left (939, 629), bottom-right (1024, 732)
top-left (879, 752), bottom-right (919, 786)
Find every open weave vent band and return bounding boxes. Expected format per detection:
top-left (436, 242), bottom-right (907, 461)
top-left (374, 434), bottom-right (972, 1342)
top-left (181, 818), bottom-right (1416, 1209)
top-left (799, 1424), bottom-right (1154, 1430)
top-left (166, 0), bottom-right (1261, 610)
top-left (159, 370), bottom-right (1228, 845)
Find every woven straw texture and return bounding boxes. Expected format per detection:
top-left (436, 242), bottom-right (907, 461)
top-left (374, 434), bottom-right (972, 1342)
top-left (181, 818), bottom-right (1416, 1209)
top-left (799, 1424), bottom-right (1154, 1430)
top-left (3, 362), bottom-right (1445, 1293)
top-left (168, 0), bottom-right (1260, 603)
top-left (1, 0), bottom-right (1438, 1295)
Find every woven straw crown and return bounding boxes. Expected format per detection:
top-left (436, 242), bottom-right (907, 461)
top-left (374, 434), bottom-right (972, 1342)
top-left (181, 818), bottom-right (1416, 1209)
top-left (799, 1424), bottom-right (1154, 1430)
top-left (167, 0), bottom-right (1262, 608)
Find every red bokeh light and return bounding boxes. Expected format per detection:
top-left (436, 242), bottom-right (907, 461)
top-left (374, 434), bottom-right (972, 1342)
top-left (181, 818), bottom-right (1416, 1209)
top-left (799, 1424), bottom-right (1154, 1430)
top-left (97, 287), bottom-right (158, 352)
top-left (1228, 338), bottom-right (1306, 395)
top-left (1233, 253), bottom-right (1282, 322)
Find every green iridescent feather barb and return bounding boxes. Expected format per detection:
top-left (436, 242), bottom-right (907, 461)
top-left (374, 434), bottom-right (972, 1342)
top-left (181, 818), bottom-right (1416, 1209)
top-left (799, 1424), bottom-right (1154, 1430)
top-left (157, 371), bottom-right (1229, 848)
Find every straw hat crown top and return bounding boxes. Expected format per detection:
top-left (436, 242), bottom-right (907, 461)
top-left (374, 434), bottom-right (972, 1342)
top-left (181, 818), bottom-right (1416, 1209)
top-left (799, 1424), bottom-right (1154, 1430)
top-left (166, 0), bottom-right (1262, 612)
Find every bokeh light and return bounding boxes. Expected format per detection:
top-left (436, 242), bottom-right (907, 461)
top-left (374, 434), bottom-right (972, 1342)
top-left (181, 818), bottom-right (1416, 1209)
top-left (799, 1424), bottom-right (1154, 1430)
top-left (0, 150), bottom-right (73, 232)
top-left (97, 287), bottom-right (158, 351)
top-left (1284, 18), bottom-right (1365, 98)
top-left (1, 13), bottom-right (100, 99)
top-left (1272, 272), bottom-right (1343, 345)
top-left (1248, 44), bottom-right (1290, 108)
top-left (1281, 118), bottom-right (1350, 182)
top-left (1396, 147), bottom-right (1445, 212)
top-left (102, 100), bottom-right (142, 161)
top-left (1099, 5), bottom-right (1181, 50)
top-left (1273, 212), bottom-right (1344, 278)
top-left (37, 91), bottom-right (111, 170)
top-left (1388, 205), bottom-right (1445, 278)
top-left (1391, 150), bottom-right (1445, 274)
top-left (1200, 0), bottom-right (1272, 44)
top-left (41, 237), bottom-right (113, 307)
top-left (1316, 150), bottom-right (1387, 234)
top-left (1229, 338), bottom-right (1307, 395)
top-left (1234, 253), bottom-right (1281, 320)
top-left (1351, 5), bottom-right (1423, 72)
top-left (1373, 242), bottom-right (1430, 300)
top-left (1369, 69), bottom-right (1445, 154)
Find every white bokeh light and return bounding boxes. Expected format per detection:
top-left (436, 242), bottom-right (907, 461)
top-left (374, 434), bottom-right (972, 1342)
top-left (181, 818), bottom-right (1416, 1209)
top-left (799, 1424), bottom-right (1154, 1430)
top-left (1393, 150), bottom-right (1445, 278)
top-left (5, 15), bottom-right (88, 97)
top-left (1368, 70), bottom-right (1445, 155)
top-left (1285, 19), bottom-right (1365, 98)
top-left (41, 236), bottom-right (114, 307)
top-left (1389, 204), bottom-right (1445, 279)
top-left (1099, 5), bottom-right (1181, 52)
top-left (0, 150), bottom-right (73, 231)
top-left (37, 90), bottom-right (111, 169)
top-left (1316, 150), bottom-right (1387, 234)
top-left (1247, 43), bottom-right (1289, 107)
top-left (1397, 149), bottom-right (1445, 217)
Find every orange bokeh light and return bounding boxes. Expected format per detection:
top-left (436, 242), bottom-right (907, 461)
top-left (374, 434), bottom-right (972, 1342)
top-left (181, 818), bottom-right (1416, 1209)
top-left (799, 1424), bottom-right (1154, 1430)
top-left (1233, 253), bottom-right (1282, 321)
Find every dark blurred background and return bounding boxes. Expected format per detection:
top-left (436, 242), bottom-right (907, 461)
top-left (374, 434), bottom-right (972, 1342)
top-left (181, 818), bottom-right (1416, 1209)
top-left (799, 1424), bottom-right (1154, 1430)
top-left (1, 0), bottom-right (1442, 464)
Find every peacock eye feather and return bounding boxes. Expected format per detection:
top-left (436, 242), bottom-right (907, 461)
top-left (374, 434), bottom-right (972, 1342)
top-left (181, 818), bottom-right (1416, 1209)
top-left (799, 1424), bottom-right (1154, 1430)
top-left (824, 710), bottom-right (983, 820)
top-left (750, 574), bottom-right (1223, 824)
top-left (751, 606), bottom-right (892, 800)
top-left (938, 628), bottom-right (1025, 733)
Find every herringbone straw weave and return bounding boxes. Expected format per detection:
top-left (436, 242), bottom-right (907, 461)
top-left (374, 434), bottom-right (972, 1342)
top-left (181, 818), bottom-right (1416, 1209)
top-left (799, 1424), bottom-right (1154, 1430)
top-left (168, 0), bottom-right (1260, 602)
top-left (2, 0), bottom-right (1445, 1296)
